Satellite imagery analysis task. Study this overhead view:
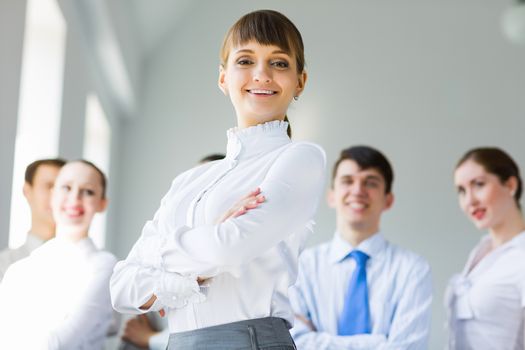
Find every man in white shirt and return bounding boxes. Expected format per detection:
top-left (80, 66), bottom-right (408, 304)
top-left (289, 146), bottom-right (432, 349)
top-left (0, 158), bottom-right (65, 281)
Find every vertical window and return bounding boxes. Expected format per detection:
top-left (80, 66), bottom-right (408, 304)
top-left (83, 93), bottom-right (111, 248)
top-left (9, 0), bottom-right (66, 247)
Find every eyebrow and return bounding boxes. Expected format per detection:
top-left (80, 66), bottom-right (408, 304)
top-left (340, 174), bottom-right (383, 182)
top-left (455, 176), bottom-right (485, 188)
top-left (234, 49), bottom-right (290, 55)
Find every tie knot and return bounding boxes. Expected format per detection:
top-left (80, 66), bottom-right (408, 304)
top-left (349, 250), bottom-right (369, 266)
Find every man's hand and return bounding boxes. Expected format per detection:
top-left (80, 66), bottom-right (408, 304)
top-left (121, 314), bottom-right (157, 349)
top-left (295, 313), bottom-right (317, 331)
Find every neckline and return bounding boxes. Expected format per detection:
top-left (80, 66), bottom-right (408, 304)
top-left (226, 120), bottom-right (290, 160)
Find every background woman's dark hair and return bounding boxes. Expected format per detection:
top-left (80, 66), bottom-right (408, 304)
top-left (220, 9), bottom-right (304, 139)
top-left (332, 146), bottom-right (394, 194)
top-left (456, 147), bottom-right (522, 208)
top-left (74, 160), bottom-right (108, 199)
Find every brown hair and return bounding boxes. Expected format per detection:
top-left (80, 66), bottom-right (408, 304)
top-left (199, 153), bottom-right (226, 163)
top-left (25, 158), bottom-right (66, 185)
top-left (332, 146), bottom-right (394, 194)
top-left (456, 147), bottom-right (522, 208)
top-left (72, 160), bottom-right (108, 199)
top-left (220, 10), bottom-right (305, 138)
top-left (220, 10), bottom-right (305, 73)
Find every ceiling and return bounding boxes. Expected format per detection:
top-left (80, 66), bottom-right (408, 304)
top-left (127, 0), bottom-right (193, 59)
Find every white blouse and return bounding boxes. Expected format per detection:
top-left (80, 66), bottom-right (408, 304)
top-left (110, 120), bottom-right (326, 333)
top-left (0, 237), bottom-right (117, 349)
top-left (445, 231), bottom-right (525, 350)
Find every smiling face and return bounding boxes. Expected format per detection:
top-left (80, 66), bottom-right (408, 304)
top-left (218, 40), bottom-right (306, 128)
top-left (329, 159), bottom-right (393, 235)
top-left (51, 162), bottom-right (107, 240)
top-left (454, 159), bottom-right (518, 231)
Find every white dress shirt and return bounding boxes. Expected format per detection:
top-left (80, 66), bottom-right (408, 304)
top-left (0, 232), bottom-right (44, 282)
top-left (289, 232), bottom-right (432, 349)
top-left (445, 231), bottom-right (525, 350)
top-left (0, 237), bottom-right (117, 350)
top-left (110, 120), bottom-right (327, 333)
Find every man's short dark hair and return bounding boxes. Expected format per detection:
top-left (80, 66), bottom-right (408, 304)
top-left (332, 146), bottom-right (394, 194)
top-left (25, 158), bottom-right (67, 185)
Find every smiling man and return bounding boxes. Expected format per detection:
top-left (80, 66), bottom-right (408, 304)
top-left (289, 146), bottom-right (432, 349)
top-left (0, 158), bottom-right (65, 282)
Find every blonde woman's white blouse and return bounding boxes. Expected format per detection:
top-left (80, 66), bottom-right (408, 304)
top-left (110, 120), bottom-right (326, 333)
top-left (445, 231), bottom-right (525, 350)
top-left (0, 237), bottom-right (117, 349)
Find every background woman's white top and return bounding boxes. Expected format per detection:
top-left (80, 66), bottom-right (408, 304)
top-left (111, 120), bottom-right (326, 333)
top-left (0, 237), bottom-right (117, 349)
top-left (445, 231), bottom-right (525, 350)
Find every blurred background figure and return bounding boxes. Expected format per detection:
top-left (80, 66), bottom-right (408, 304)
top-left (289, 146), bottom-right (432, 349)
top-left (0, 160), bottom-right (116, 349)
top-left (447, 148), bottom-right (525, 350)
top-left (0, 158), bottom-right (66, 282)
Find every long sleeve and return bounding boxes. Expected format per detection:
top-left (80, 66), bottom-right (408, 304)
top-left (161, 143), bottom-right (326, 275)
top-left (111, 143), bottom-right (325, 313)
top-left (290, 242), bottom-right (432, 350)
top-left (292, 263), bottom-right (432, 350)
top-left (110, 167), bottom-right (202, 314)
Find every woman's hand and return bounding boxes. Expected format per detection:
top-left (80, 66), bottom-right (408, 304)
top-left (216, 188), bottom-right (265, 223)
top-left (141, 275), bottom-right (209, 317)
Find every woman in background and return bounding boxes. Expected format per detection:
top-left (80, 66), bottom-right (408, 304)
top-left (447, 147), bottom-right (525, 349)
top-left (0, 160), bottom-right (116, 349)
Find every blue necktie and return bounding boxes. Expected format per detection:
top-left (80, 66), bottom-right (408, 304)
top-left (337, 250), bottom-right (371, 335)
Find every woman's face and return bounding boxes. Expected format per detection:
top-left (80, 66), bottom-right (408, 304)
top-left (219, 40), bottom-right (306, 128)
top-left (454, 159), bottom-right (516, 231)
top-left (51, 162), bottom-right (107, 239)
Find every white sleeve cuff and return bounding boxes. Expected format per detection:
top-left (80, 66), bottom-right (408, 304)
top-left (153, 270), bottom-right (206, 309)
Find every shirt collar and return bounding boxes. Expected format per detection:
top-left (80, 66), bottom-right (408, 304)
top-left (511, 230), bottom-right (525, 247)
top-left (225, 120), bottom-right (291, 161)
top-left (25, 232), bottom-right (45, 250)
top-left (328, 231), bottom-right (387, 264)
top-left (476, 230), bottom-right (525, 252)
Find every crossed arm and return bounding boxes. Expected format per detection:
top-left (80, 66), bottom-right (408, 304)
top-left (110, 143), bottom-right (326, 314)
top-left (290, 261), bottom-right (432, 349)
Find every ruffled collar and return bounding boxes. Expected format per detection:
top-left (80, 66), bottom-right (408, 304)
top-left (226, 120), bottom-right (291, 160)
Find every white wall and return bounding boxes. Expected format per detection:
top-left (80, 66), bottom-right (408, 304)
top-left (0, 0), bottom-right (27, 249)
top-left (113, 2), bottom-right (525, 348)
top-left (1, 0), bottom-right (523, 348)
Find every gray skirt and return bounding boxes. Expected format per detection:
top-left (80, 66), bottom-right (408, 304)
top-left (167, 317), bottom-right (296, 350)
